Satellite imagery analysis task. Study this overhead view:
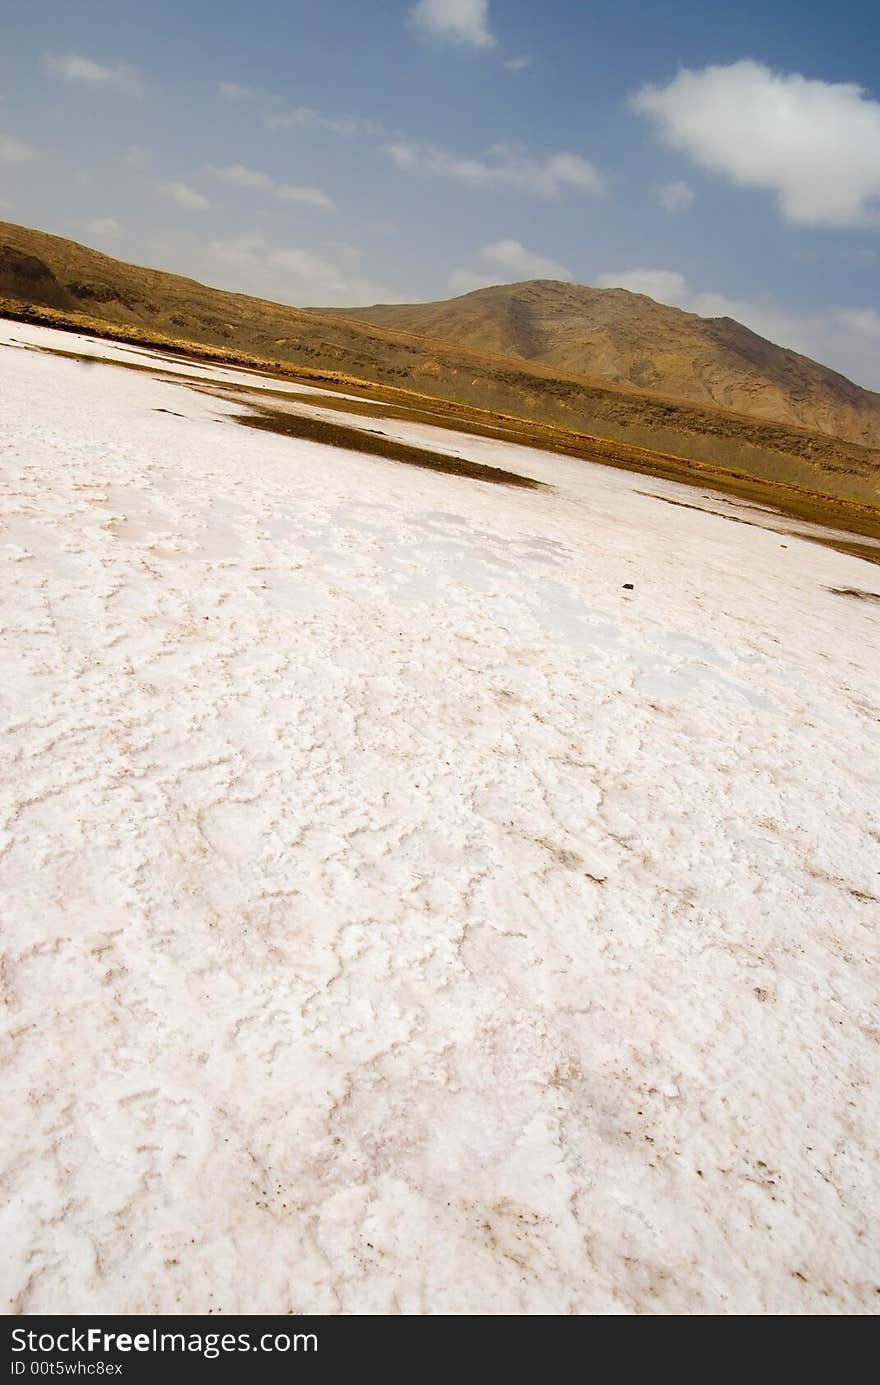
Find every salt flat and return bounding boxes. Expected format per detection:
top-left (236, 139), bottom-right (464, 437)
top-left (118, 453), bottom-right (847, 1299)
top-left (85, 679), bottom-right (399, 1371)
top-left (1, 322), bottom-right (878, 1315)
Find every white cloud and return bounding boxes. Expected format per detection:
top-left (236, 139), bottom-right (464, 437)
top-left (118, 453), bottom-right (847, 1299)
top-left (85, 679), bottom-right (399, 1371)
top-left (408, 0), bottom-right (495, 49)
top-left (122, 145), bottom-right (151, 171)
top-left (218, 81), bottom-right (260, 102)
top-left (504, 56), bottom-right (532, 74)
top-left (481, 239), bottom-right (573, 279)
top-left (0, 134), bottom-right (36, 164)
top-left (447, 267), bottom-right (497, 294)
top-left (267, 107), bottom-right (382, 138)
top-left (658, 179), bottom-right (694, 214)
top-left (157, 180), bottom-right (210, 210)
top-left (43, 52), bottom-right (144, 99)
top-left (271, 247), bottom-right (351, 292)
top-left (384, 140), bottom-right (604, 199)
top-left (833, 308), bottom-right (880, 342)
top-left (272, 246), bottom-right (391, 303)
top-left (207, 164), bottom-right (334, 209)
top-left (594, 267), bottom-right (880, 389)
top-left (448, 239), bottom-right (573, 294)
top-left (207, 233), bottom-right (268, 269)
top-left (632, 59), bottom-right (880, 228)
top-left (207, 233), bottom-right (393, 306)
top-left (596, 269), bottom-right (691, 304)
top-left (84, 217), bottom-right (122, 240)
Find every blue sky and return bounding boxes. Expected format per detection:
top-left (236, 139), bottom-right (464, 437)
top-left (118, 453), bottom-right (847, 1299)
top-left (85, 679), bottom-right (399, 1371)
top-left (2, 0), bottom-right (880, 386)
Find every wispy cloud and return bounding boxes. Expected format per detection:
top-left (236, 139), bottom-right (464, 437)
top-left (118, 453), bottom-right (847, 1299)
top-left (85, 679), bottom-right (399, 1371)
top-left (218, 81), bottom-right (262, 102)
top-left (447, 268), bottom-right (495, 294)
top-left (632, 59), bottom-right (880, 228)
top-left (42, 52), bottom-right (144, 99)
top-left (207, 233), bottom-right (393, 305)
top-left (595, 269), bottom-right (691, 303)
top-left (481, 239), bottom-right (572, 279)
top-left (833, 307), bottom-right (880, 342)
top-left (84, 217), bottom-right (122, 240)
top-left (0, 134), bottom-right (36, 164)
top-left (408, 0), bottom-right (495, 49)
top-left (658, 180), bottom-right (694, 214)
top-left (449, 238), bottom-right (573, 293)
top-left (267, 106), bottom-right (383, 138)
top-left (157, 180), bottom-right (209, 210)
top-left (207, 163), bottom-right (334, 209)
top-left (208, 233), bottom-right (268, 269)
top-left (504, 56), bottom-right (532, 74)
top-left (122, 145), bottom-right (151, 172)
top-left (384, 139), bottom-right (604, 199)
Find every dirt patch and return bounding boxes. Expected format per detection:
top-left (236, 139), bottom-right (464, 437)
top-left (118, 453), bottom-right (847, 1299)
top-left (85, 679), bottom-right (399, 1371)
top-left (12, 333), bottom-right (880, 544)
top-left (828, 586), bottom-right (880, 601)
top-left (3, 224), bottom-right (880, 508)
top-left (230, 404), bottom-right (547, 490)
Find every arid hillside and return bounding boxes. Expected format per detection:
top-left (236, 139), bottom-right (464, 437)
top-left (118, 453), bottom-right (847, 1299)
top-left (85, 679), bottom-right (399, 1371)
top-left (327, 279), bottom-right (880, 448)
top-left (1, 219), bottom-right (879, 505)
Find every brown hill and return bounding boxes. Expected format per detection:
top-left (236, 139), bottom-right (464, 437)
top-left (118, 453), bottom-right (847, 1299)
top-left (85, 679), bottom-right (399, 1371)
top-left (325, 279), bottom-right (880, 448)
top-left (1, 219), bottom-right (878, 505)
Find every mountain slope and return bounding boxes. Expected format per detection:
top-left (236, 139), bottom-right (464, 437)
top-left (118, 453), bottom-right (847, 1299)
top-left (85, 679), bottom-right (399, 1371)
top-left (1, 220), bottom-right (878, 505)
top-left (326, 279), bottom-right (880, 448)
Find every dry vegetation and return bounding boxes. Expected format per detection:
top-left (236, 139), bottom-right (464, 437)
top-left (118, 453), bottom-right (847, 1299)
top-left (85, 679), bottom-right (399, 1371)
top-left (2, 220), bottom-right (879, 510)
top-left (15, 329), bottom-right (880, 555)
top-left (328, 279), bottom-right (880, 448)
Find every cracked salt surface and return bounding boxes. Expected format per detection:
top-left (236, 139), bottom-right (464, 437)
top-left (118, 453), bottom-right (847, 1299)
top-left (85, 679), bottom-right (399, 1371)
top-left (1, 321), bottom-right (879, 1315)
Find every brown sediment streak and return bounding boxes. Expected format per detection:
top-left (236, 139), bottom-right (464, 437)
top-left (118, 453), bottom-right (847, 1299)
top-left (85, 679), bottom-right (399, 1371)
top-left (638, 490), bottom-right (880, 568)
top-left (229, 403), bottom-right (548, 490)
